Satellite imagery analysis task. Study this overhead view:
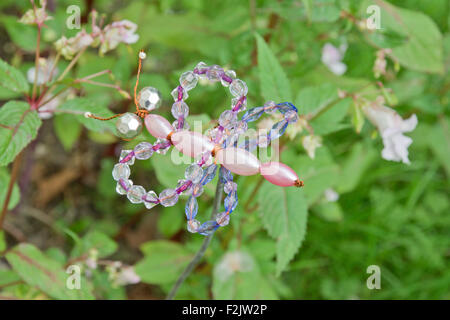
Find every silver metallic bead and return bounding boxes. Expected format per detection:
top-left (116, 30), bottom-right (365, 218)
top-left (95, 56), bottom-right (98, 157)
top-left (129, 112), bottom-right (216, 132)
top-left (137, 87), bottom-right (162, 111)
top-left (116, 113), bottom-right (143, 139)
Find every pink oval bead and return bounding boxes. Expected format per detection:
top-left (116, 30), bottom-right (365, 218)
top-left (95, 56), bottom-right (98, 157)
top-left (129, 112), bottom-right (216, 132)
top-left (171, 131), bottom-right (215, 158)
top-left (260, 161), bottom-right (299, 187)
top-left (215, 147), bottom-right (260, 176)
top-left (144, 114), bottom-right (174, 139)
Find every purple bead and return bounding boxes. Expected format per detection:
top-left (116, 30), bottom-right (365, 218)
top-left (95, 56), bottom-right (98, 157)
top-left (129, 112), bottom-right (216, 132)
top-left (232, 96), bottom-right (246, 112)
top-left (119, 151), bottom-right (135, 164)
top-left (177, 85), bottom-right (184, 101)
top-left (176, 180), bottom-right (192, 194)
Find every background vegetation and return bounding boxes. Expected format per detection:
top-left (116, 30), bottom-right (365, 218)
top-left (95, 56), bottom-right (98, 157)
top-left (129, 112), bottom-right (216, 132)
top-left (0, 0), bottom-right (448, 299)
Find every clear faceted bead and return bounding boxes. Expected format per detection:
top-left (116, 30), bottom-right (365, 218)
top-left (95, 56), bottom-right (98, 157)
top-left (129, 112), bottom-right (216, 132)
top-left (185, 195), bottom-right (198, 220)
top-left (116, 113), bottom-right (143, 139)
top-left (285, 110), bottom-right (299, 123)
top-left (171, 87), bottom-right (188, 101)
top-left (215, 212), bottom-right (230, 227)
top-left (127, 185), bottom-right (146, 204)
top-left (264, 100), bottom-right (277, 114)
top-left (234, 121), bottom-right (248, 134)
top-left (179, 71), bottom-right (198, 91)
top-left (116, 179), bottom-right (133, 195)
top-left (219, 110), bottom-right (237, 129)
top-left (137, 87), bottom-right (162, 111)
top-left (224, 192), bottom-right (238, 212)
top-left (224, 181), bottom-right (237, 194)
top-left (229, 79), bottom-right (248, 97)
top-left (192, 183), bottom-right (204, 197)
top-left (269, 119), bottom-right (288, 140)
top-left (232, 97), bottom-right (247, 112)
top-left (176, 179), bottom-right (192, 195)
top-left (143, 190), bottom-right (158, 209)
top-left (187, 219), bottom-right (201, 233)
top-left (220, 166), bottom-right (233, 183)
top-left (196, 151), bottom-right (213, 167)
top-left (155, 138), bottom-right (169, 155)
top-left (119, 150), bottom-right (135, 165)
top-left (201, 164), bottom-right (217, 185)
top-left (198, 220), bottom-right (218, 236)
top-left (195, 61), bottom-right (208, 73)
top-left (171, 101), bottom-right (189, 118)
top-left (224, 133), bottom-right (239, 147)
top-left (206, 127), bottom-right (223, 143)
top-left (258, 134), bottom-right (270, 148)
top-left (206, 65), bottom-right (224, 82)
top-left (134, 142), bottom-right (153, 160)
top-left (185, 164), bottom-right (203, 184)
top-left (220, 70), bottom-right (236, 87)
top-left (242, 106), bottom-right (264, 123)
top-left (172, 119), bottom-right (190, 131)
top-left (159, 188), bottom-right (179, 207)
top-left (112, 163), bottom-right (130, 181)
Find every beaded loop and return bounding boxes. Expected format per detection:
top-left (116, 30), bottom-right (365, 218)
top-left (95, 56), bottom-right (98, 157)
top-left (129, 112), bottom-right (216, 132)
top-left (111, 61), bottom-right (299, 235)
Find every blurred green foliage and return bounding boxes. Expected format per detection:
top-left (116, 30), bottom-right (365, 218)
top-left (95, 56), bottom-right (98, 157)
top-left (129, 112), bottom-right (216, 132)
top-left (0, 0), bottom-right (449, 300)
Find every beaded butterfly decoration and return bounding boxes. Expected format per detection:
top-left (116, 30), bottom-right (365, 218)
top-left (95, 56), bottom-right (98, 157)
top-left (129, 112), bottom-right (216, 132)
top-left (87, 51), bottom-right (304, 236)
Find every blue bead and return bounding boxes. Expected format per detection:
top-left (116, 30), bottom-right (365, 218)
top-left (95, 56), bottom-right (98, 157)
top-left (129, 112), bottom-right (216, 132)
top-left (224, 191), bottom-right (238, 212)
top-left (198, 220), bottom-right (219, 236)
top-left (268, 119), bottom-right (288, 141)
top-left (242, 106), bottom-right (264, 123)
top-left (277, 102), bottom-right (298, 114)
top-left (220, 166), bottom-right (233, 183)
top-left (200, 164), bottom-right (217, 185)
top-left (185, 195), bottom-right (198, 220)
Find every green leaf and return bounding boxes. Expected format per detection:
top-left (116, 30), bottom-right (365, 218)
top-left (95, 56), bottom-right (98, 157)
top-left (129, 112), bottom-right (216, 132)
top-left (1, 15), bottom-right (39, 51)
top-left (363, 0), bottom-right (444, 74)
top-left (295, 84), bottom-right (351, 135)
top-left (0, 101), bottom-right (41, 166)
top-left (157, 203), bottom-right (184, 238)
top-left (257, 183), bottom-right (308, 276)
top-left (71, 231), bottom-right (118, 259)
top-left (212, 250), bottom-right (278, 299)
top-left (58, 98), bottom-right (116, 133)
top-left (351, 101), bottom-right (365, 133)
top-left (310, 0), bottom-right (340, 22)
top-left (0, 167), bottom-right (20, 210)
top-left (0, 58), bottom-right (29, 93)
top-left (6, 243), bottom-right (94, 299)
top-left (313, 201), bottom-right (343, 222)
top-left (337, 142), bottom-right (377, 194)
top-left (53, 114), bottom-right (82, 151)
top-left (0, 230), bottom-right (5, 252)
top-left (0, 269), bottom-right (21, 286)
top-left (135, 240), bottom-right (193, 285)
top-left (256, 33), bottom-right (292, 102)
top-left (151, 153), bottom-right (187, 188)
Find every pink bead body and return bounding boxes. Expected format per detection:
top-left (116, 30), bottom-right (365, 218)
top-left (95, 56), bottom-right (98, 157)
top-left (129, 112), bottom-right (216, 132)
top-left (171, 131), bottom-right (215, 158)
top-left (215, 147), bottom-right (260, 176)
top-left (144, 114), bottom-right (174, 139)
top-left (260, 161), bottom-right (299, 187)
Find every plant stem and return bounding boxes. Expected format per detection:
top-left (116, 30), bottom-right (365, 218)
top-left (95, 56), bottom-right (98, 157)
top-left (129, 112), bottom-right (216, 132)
top-left (166, 178), bottom-right (224, 300)
top-left (31, 25), bottom-right (41, 101)
top-left (0, 152), bottom-right (23, 231)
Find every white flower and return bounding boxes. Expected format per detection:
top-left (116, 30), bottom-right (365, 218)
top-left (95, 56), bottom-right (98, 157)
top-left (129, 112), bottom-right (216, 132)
top-left (363, 104), bottom-right (417, 164)
top-left (99, 20), bottom-right (139, 55)
top-left (55, 30), bottom-right (94, 59)
top-left (214, 251), bottom-right (254, 282)
top-left (115, 267), bottom-right (140, 286)
top-left (324, 188), bottom-right (339, 202)
top-left (302, 135), bottom-right (322, 159)
top-left (26, 58), bottom-right (58, 85)
top-left (321, 43), bottom-right (347, 76)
